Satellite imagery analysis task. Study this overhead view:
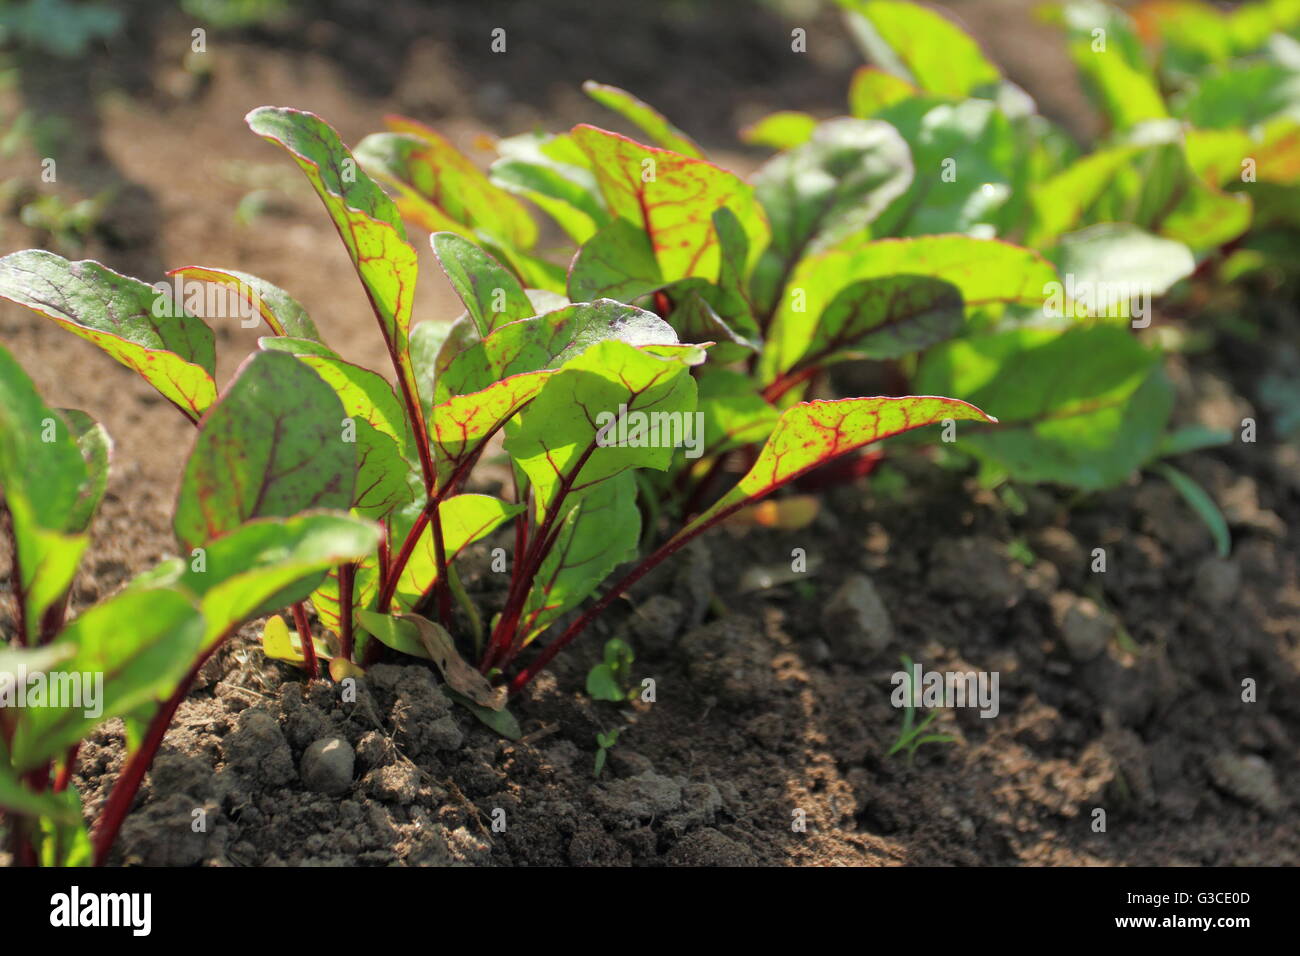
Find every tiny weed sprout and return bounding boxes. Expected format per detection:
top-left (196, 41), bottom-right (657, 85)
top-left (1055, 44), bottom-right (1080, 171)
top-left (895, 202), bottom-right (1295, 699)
top-left (888, 655), bottom-right (958, 764)
top-left (594, 729), bottom-right (621, 778)
top-left (586, 637), bottom-right (637, 703)
top-left (3, 0), bottom-right (1296, 867)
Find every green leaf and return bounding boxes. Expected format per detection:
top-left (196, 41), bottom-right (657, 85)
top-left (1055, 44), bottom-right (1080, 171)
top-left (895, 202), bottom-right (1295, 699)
top-left (523, 472), bottom-right (640, 642)
top-left (764, 236), bottom-right (1059, 383)
top-left (172, 512), bottom-right (379, 648)
top-left (837, 0), bottom-right (1000, 98)
top-left (673, 396), bottom-right (995, 542)
top-left (0, 760), bottom-right (80, 823)
top-left (1155, 463), bottom-right (1231, 557)
top-left (709, 206), bottom-right (761, 339)
top-left (438, 299), bottom-right (679, 399)
top-left (0, 345), bottom-right (90, 635)
top-left (869, 97), bottom-right (1019, 237)
top-left (246, 107), bottom-right (424, 433)
top-left (586, 663), bottom-right (625, 702)
top-left (394, 494), bottom-right (522, 611)
top-left (1157, 424), bottom-right (1233, 458)
top-left (660, 283), bottom-right (758, 364)
top-left (272, 343), bottom-right (411, 452)
top-left (167, 265), bottom-right (323, 341)
top-left (258, 336), bottom-right (338, 359)
top-left (1184, 127), bottom-right (1257, 187)
top-left (1026, 144), bottom-right (1144, 246)
top-left (740, 111), bottom-right (819, 150)
top-left (572, 124), bottom-right (769, 283)
top-left (431, 232), bottom-right (535, 336)
top-left (848, 66), bottom-right (916, 117)
top-left (444, 689), bottom-right (523, 741)
top-left (0, 641), bottom-right (75, 680)
top-left (1133, 0), bottom-right (1233, 79)
top-left (174, 350), bottom-right (355, 549)
top-left (696, 367), bottom-right (781, 456)
top-left (1047, 224), bottom-right (1196, 312)
top-left (1174, 61), bottom-right (1300, 130)
top-left (59, 408), bottom-right (112, 534)
top-left (0, 347), bottom-right (86, 534)
top-left (0, 250), bottom-right (217, 421)
top-left (37, 785), bottom-right (92, 866)
top-left (355, 115), bottom-right (537, 250)
top-left (1052, 0), bottom-right (1167, 130)
top-left (505, 340), bottom-right (699, 513)
top-left (1077, 132), bottom-right (1253, 252)
top-left (259, 350), bottom-right (414, 520)
top-left (409, 320), bottom-right (451, 420)
top-left (490, 131), bottom-right (609, 243)
top-left (259, 339), bottom-right (416, 502)
top-left (787, 274), bottom-right (964, 375)
top-left (355, 608), bottom-right (429, 659)
top-left (915, 326), bottom-right (1172, 489)
top-left (430, 371), bottom-right (554, 488)
top-left (567, 217), bottom-right (664, 303)
top-left (10, 587), bottom-right (204, 771)
top-left (582, 81), bottom-right (704, 158)
top-left (751, 118), bottom-right (912, 312)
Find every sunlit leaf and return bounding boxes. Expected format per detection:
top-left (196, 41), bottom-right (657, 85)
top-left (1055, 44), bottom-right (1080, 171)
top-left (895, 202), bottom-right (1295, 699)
top-left (174, 350), bottom-right (355, 549)
top-left (0, 250), bottom-right (216, 421)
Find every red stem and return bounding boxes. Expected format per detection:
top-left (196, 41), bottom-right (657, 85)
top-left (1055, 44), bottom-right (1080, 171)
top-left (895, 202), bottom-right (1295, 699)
top-left (37, 591), bottom-right (70, 646)
top-left (347, 270), bottom-right (435, 496)
top-left (292, 602), bottom-right (318, 680)
top-left (12, 826), bottom-right (37, 866)
top-left (484, 443), bottom-right (598, 672)
top-left (379, 503), bottom-right (432, 610)
top-left (338, 562), bottom-right (356, 663)
top-left (376, 444), bottom-right (486, 612)
top-left (430, 513), bottom-right (452, 628)
top-left (653, 290), bottom-right (673, 318)
top-left (508, 518), bottom-right (713, 695)
top-left (52, 743), bottom-right (80, 793)
top-left (761, 364), bottom-right (819, 404)
top-left (377, 521), bottom-right (391, 605)
top-left (92, 642), bottom-right (220, 866)
top-left (509, 412), bottom-right (875, 693)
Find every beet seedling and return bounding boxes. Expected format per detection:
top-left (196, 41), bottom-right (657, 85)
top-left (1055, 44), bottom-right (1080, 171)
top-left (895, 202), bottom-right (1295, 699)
top-left (0, 105), bottom-right (989, 782)
top-left (357, 1), bottom-right (1297, 504)
top-left (0, 342), bottom-right (376, 865)
top-left (364, 80), bottom-right (1182, 506)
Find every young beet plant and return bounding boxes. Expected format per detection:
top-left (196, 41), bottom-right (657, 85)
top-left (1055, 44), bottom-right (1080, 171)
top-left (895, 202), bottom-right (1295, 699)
top-left (360, 81), bottom-right (1183, 511)
top-left (0, 340), bottom-right (377, 865)
top-left (354, 0), bottom-right (1298, 515)
top-left (0, 105), bottom-right (990, 863)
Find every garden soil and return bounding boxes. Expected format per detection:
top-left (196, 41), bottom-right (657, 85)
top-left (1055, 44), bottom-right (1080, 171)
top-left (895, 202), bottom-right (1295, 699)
top-left (0, 0), bottom-right (1296, 865)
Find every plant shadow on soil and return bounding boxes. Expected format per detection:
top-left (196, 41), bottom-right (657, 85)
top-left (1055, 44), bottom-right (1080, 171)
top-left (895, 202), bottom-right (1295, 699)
top-left (0, 0), bottom-right (1297, 865)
